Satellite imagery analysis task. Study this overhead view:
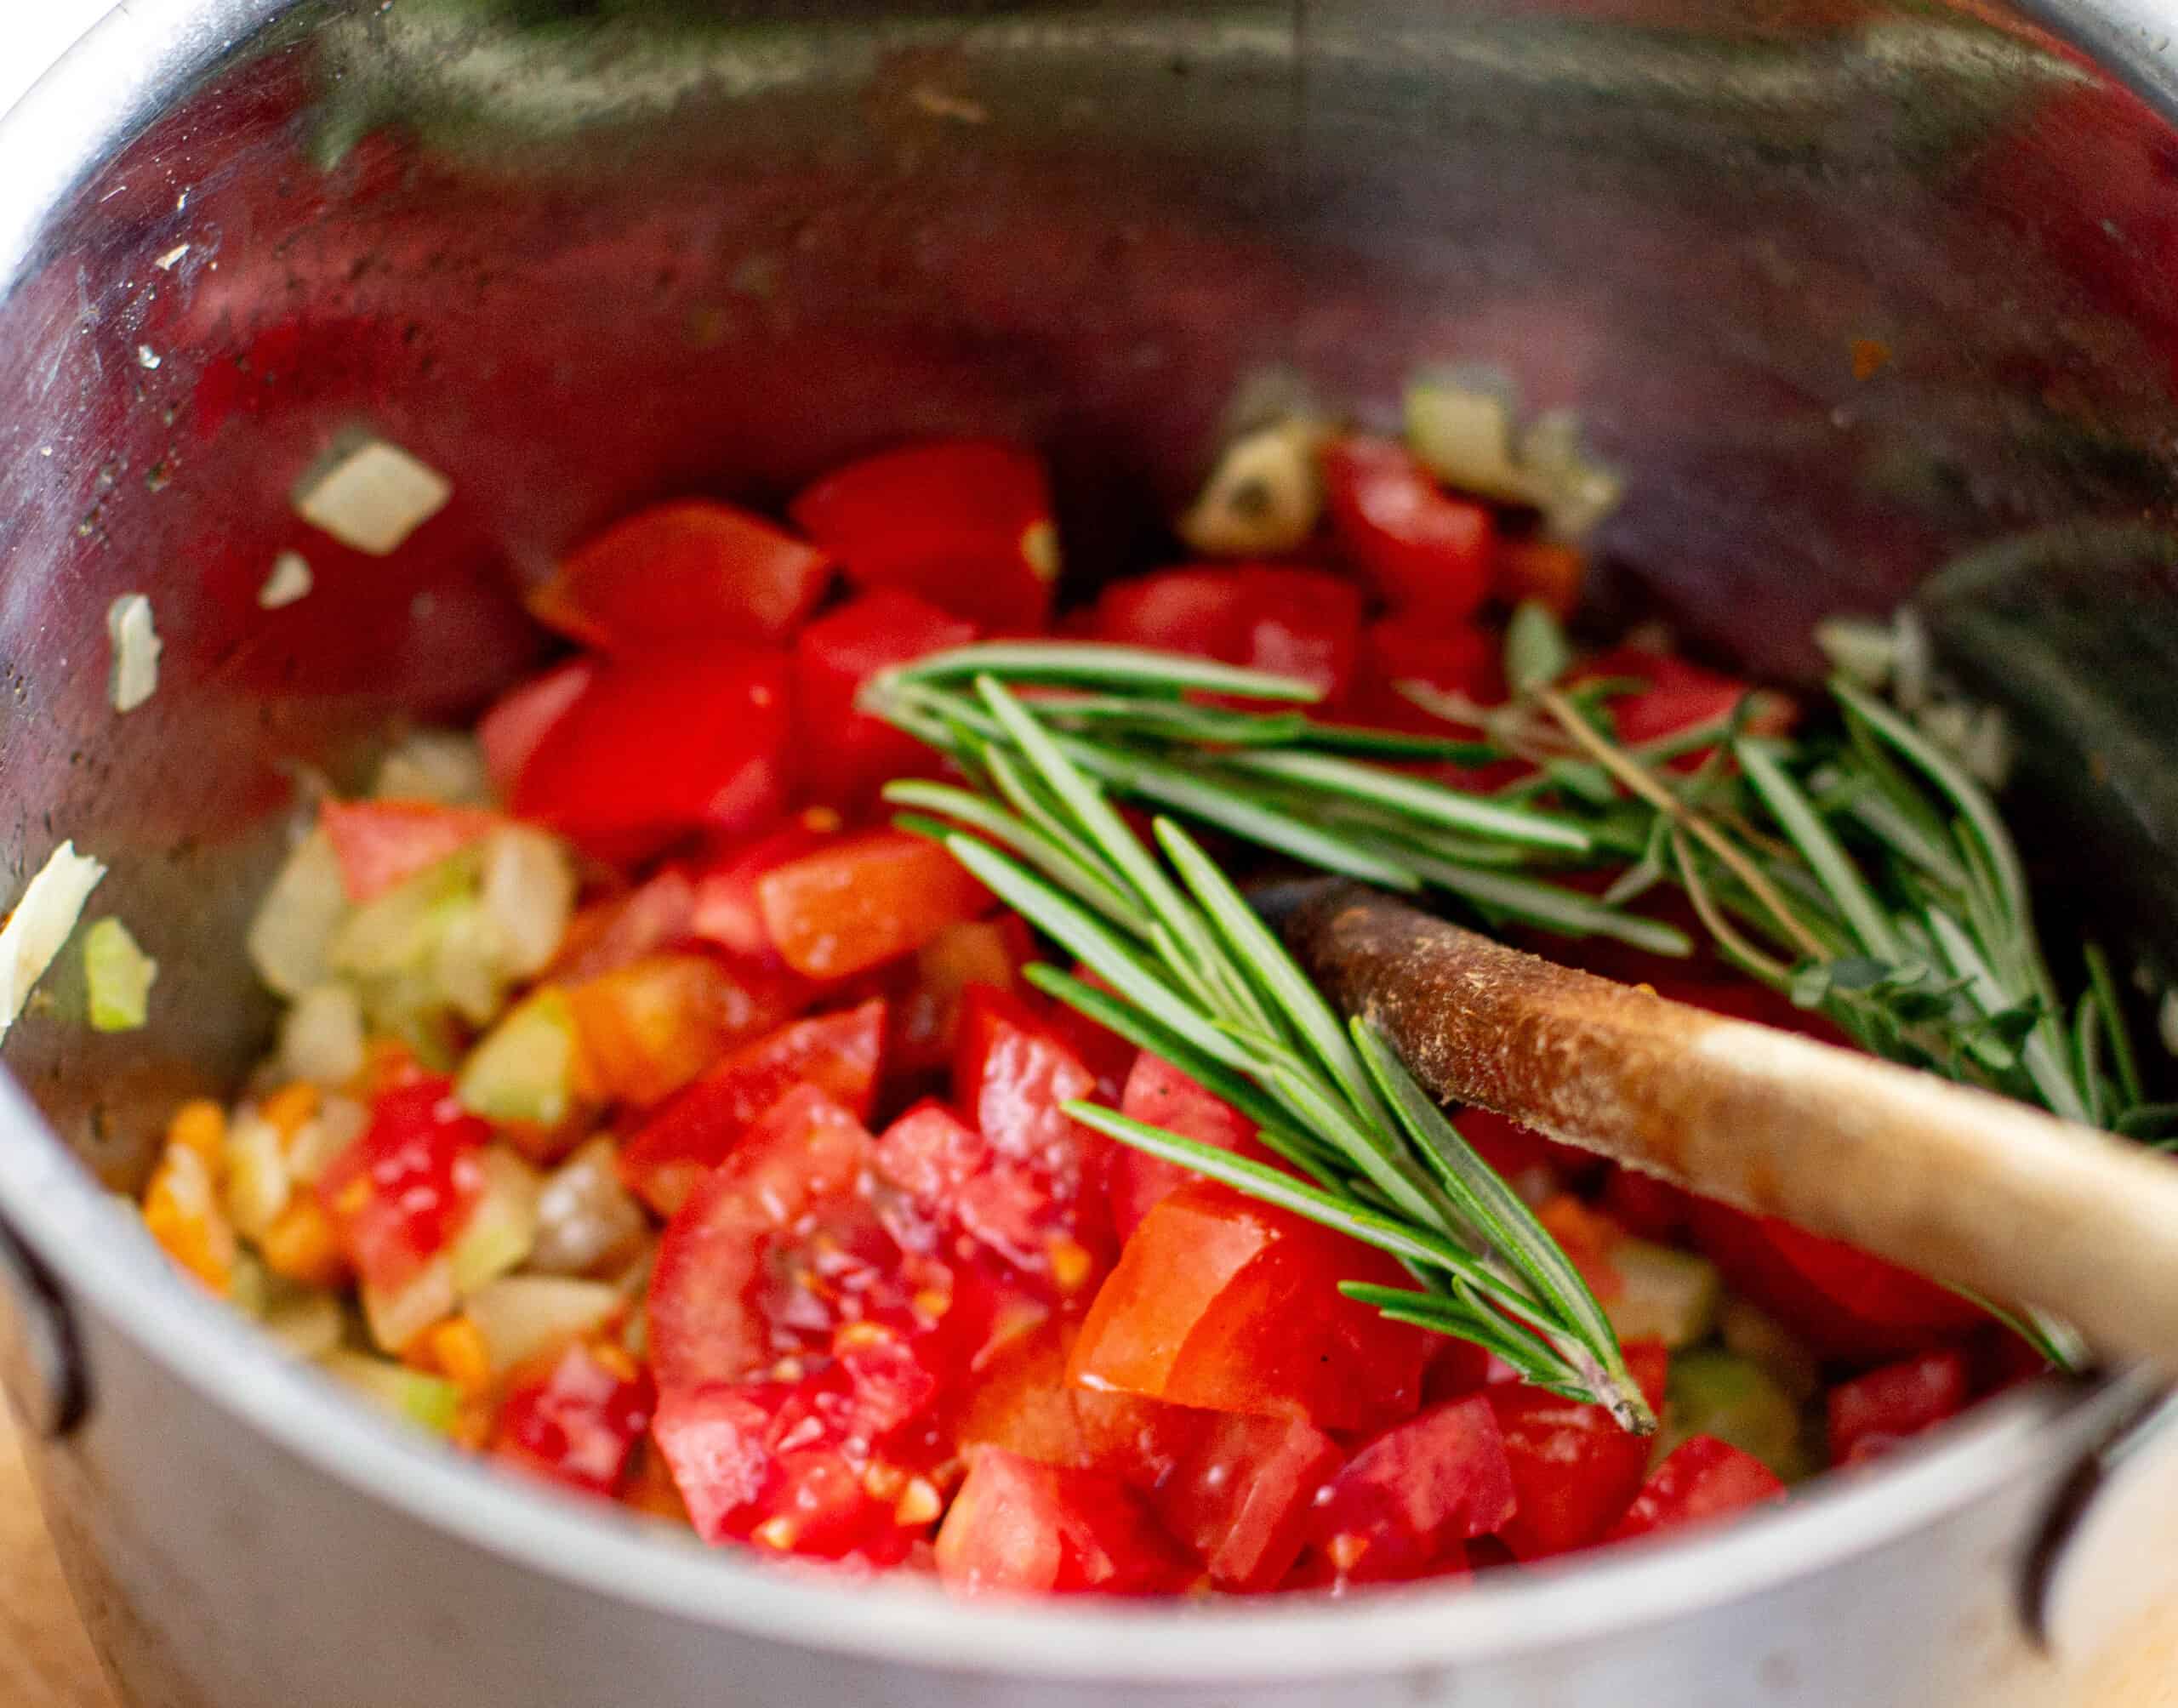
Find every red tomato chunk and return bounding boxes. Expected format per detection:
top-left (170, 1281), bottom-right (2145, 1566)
top-left (320, 800), bottom-right (500, 902)
top-left (316, 1079), bottom-right (490, 1295)
top-left (1092, 566), bottom-right (1364, 704)
top-left (1306, 1395), bottom-right (1517, 1586)
top-left (1320, 436), bottom-right (1494, 621)
top-left (756, 830), bottom-right (993, 980)
top-left (1605, 1436), bottom-right (1784, 1542)
top-left (1827, 1349), bottom-right (1970, 1466)
top-left (792, 589), bottom-right (978, 810)
top-left (935, 1448), bottom-right (1188, 1596)
top-left (492, 1341), bottom-right (655, 1499)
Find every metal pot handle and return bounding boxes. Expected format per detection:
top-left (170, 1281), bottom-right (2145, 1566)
top-left (0, 1218), bottom-right (88, 1439)
top-left (2024, 1381), bottom-right (2178, 1666)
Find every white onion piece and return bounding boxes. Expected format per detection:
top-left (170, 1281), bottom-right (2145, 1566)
top-left (362, 1255), bottom-right (458, 1355)
top-left (106, 593), bottom-right (162, 714)
top-left (465, 1275), bottom-right (622, 1376)
top-left (247, 829), bottom-right (346, 999)
top-left (221, 1110), bottom-right (292, 1240)
top-left (0, 842), bottom-right (107, 1040)
top-left (531, 1139), bottom-right (650, 1278)
top-left (294, 438), bottom-right (452, 556)
top-left (258, 551), bottom-right (314, 609)
top-left (279, 982), bottom-right (366, 1085)
top-left (1404, 372), bottom-right (1532, 502)
top-left (1177, 419), bottom-right (1324, 557)
top-left (480, 826), bottom-right (575, 978)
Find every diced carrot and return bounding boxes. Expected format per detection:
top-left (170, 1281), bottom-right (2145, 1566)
top-left (142, 1145), bottom-right (237, 1295)
top-left (259, 1197), bottom-right (352, 1289)
top-left (262, 1082), bottom-right (322, 1145)
top-left (165, 1099), bottom-right (228, 1175)
top-left (419, 1315), bottom-right (495, 1398)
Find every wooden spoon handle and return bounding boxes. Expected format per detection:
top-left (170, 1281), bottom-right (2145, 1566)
top-left (1285, 882), bottom-right (2178, 1375)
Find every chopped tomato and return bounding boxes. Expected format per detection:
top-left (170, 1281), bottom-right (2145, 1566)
top-left (793, 589), bottom-right (978, 809)
top-left (948, 988), bottom-right (1114, 1279)
top-left (1305, 1394), bottom-right (1517, 1585)
top-left (790, 441), bottom-right (1059, 632)
top-left (1041, 965), bottom-right (1141, 1102)
top-left (566, 954), bottom-right (801, 1108)
top-left (512, 650), bottom-right (790, 862)
top-left (316, 1079), bottom-right (490, 1295)
top-left (687, 817), bottom-right (842, 965)
top-left (320, 799), bottom-right (501, 903)
top-left (1104, 1052), bottom-right (1269, 1244)
top-left (1069, 1179), bottom-right (1430, 1434)
top-left (549, 869), bottom-right (697, 983)
top-left (1090, 566), bottom-right (1365, 704)
top-left (621, 1001), bottom-right (887, 1216)
top-left (1495, 539), bottom-right (1587, 618)
top-left (492, 1341), bottom-right (654, 1498)
top-left (1348, 619), bottom-right (1502, 735)
top-left (1687, 1198), bottom-right (1981, 1360)
top-left (890, 916), bottom-right (1034, 1074)
top-left (1605, 1435), bottom-right (1785, 1541)
top-left (1154, 1409), bottom-right (1343, 1591)
top-left (934, 1448), bottom-right (1187, 1596)
top-left (755, 830), bottom-right (993, 981)
top-left (1486, 1339), bottom-right (1668, 1560)
top-left (1535, 1193), bottom-right (1625, 1301)
top-left (527, 500), bottom-right (831, 652)
top-left (1320, 435), bottom-right (1493, 619)
top-left (1576, 649), bottom-right (1783, 750)
top-left (648, 1084), bottom-right (884, 1392)
top-left (479, 660), bottom-right (595, 801)
top-left (1602, 1165), bottom-right (1694, 1244)
top-left (1827, 1349), bottom-right (1970, 1466)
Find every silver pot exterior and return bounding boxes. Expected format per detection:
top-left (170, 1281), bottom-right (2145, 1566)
top-left (3, 2), bottom-right (2178, 1704)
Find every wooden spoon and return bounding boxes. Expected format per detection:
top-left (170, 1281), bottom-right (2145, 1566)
top-left (1281, 880), bottom-right (2178, 1375)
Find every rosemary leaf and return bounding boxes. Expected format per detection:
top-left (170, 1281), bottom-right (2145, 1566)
top-left (889, 641), bottom-right (1321, 701)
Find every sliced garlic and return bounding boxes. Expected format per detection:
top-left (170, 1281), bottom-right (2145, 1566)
top-left (258, 551), bottom-right (314, 609)
top-left (294, 438), bottom-right (452, 556)
top-left (106, 592), bottom-right (161, 714)
top-left (0, 842), bottom-right (107, 1039)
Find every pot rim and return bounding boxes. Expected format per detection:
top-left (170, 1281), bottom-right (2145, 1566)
top-left (0, 0), bottom-right (2162, 1683)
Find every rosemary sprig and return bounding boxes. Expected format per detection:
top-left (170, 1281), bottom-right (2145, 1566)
top-left (874, 669), bottom-right (1655, 1432)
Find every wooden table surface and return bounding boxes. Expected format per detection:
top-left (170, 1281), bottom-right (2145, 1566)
top-left (2, 1403), bottom-right (2170, 1708)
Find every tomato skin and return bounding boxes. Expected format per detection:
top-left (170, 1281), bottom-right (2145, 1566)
top-left (492, 1341), bottom-right (654, 1498)
top-left (527, 500), bottom-right (832, 652)
top-left (621, 1001), bottom-right (887, 1216)
top-left (1306, 1394), bottom-right (1517, 1585)
top-left (479, 660), bottom-right (595, 801)
top-left (1069, 1179), bottom-right (1429, 1434)
top-left (316, 1079), bottom-right (491, 1294)
top-left (1320, 436), bottom-right (1493, 620)
top-left (1759, 1218), bottom-right (1986, 1336)
top-left (1827, 1350), bottom-right (1970, 1466)
top-left (792, 589), bottom-right (979, 810)
top-left (934, 1447), bottom-right (1188, 1596)
top-left (1155, 1410), bottom-right (1343, 1591)
top-left (756, 830), bottom-right (993, 981)
top-left (1605, 1435), bottom-right (1785, 1541)
top-left (1349, 619), bottom-right (1503, 734)
top-left (320, 800), bottom-right (501, 902)
top-left (1104, 1052), bottom-right (1268, 1244)
top-left (1485, 1339), bottom-right (1668, 1560)
top-left (687, 818), bottom-right (841, 965)
top-left (647, 1084), bottom-right (880, 1392)
top-left (512, 650), bottom-right (791, 862)
top-left (790, 441), bottom-right (1059, 632)
top-left (548, 868), bottom-right (698, 984)
top-left (1041, 965), bottom-right (1141, 1102)
top-left (889, 917), bottom-right (1034, 1074)
top-left (1090, 566), bottom-right (1365, 703)
top-left (566, 953), bottom-right (803, 1109)
top-left (1602, 1165), bottom-right (1694, 1244)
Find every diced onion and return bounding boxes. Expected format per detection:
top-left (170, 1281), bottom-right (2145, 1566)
top-left (278, 982), bottom-right (366, 1085)
top-left (106, 593), bottom-right (162, 714)
top-left (293, 438), bottom-right (453, 556)
top-left (1519, 408), bottom-right (1625, 541)
top-left (0, 841), bottom-right (107, 1040)
top-left (221, 1109), bottom-right (292, 1240)
top-left (373, 730), bottom-right (489, 806)
top-left (258, 551), bottom-right (314, 610)
top-left (479, 825), bottom-right (575, 978)
top-left (1177, 419), bottom-right (1325, 557)
top-left (457, 991), bottom-right (579, 1127)
top-left (1404, 369), bottom-right (1531, 502)
top-left (287, 1095), bottom-right (367, 1187)
top-left (465, 1274), bottom-right (622, 1376)
top-left (1602, 1238), bottom-right (1720, 1349)
top-left (361, 1255), bottom-right (458, 1355)
top-left (531, 1138), bottom-right (649, 1278)
top-left (247, 829), bottom-right (346, 999)
top-left (83, 916), bottom-right (157, 1032)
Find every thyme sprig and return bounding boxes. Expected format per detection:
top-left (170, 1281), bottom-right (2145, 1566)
top-left (875, 668), bottom-right (1655, 1432)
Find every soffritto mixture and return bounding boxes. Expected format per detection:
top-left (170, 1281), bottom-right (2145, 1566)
top-left (118, 376), bottom-right (2170, 1597)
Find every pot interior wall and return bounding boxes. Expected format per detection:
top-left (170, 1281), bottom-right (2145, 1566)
top-left (3, 0), bottom-right (2177, 1186)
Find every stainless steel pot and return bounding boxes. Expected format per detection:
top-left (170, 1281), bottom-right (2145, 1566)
top-left (3, 2), bottom-right (2176, 1704)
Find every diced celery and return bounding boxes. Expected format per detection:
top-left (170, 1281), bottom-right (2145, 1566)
top-left (1605, 1238), bottom-right (1723, 1349)
top-left (1664, 1348), bottom-right (1814, 1483)
top-left (323, 1352), bottom-right (462, 1436)
top-left (83, 917), bottom-right (157, 1032)
top-left (450, 1147), bottom-right (543, 1296)
top-left (465, 1275), bottom-right (622, 1376)
top-left (457, 990), bottom-right (579, 1128)
top-left (248, 829), bottom-right (346, 999)
top-left (278, 982), bottom-right (365, 1085)
top-left (360, 1255), bottom-right (458, 1355)
top-left (221, 1108), bottom-right (293, 1240)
